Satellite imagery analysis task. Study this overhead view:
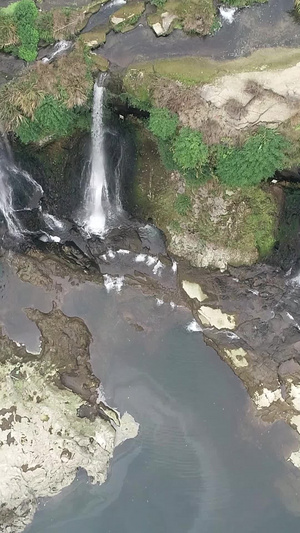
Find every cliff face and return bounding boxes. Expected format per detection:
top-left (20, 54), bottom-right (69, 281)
top-left (126, 49), bottom-right (300, 269)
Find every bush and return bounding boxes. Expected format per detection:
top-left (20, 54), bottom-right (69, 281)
top-left (16, 95), bottom-right (86, 143)
top-left (148, 107), bottom-right (179, 141)
top-left (175, 194), bottom-right (192, 216)
top-left (173, 127), bottom-right (209, 170)
top-left (150, 0), bottom-right (166, 6)
top-left (14, 0), bottom-right (39, 61)
top-left (36, 11), bottom-right (54, 44)
top-left (216, 128), bottom-right (290, 187)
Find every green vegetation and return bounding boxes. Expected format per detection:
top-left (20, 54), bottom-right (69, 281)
top-left (148, 107), bottom-right (178, 141)
top-left (16, 95), bottom-right (90, 143)
top-left (111, 2), bottom-right (145, 32)
top-left (175, 194), bottom-right (192, 215)
top-left (148, 0), bottom-right (215, 36)
top-left (150, 0), bottom-right (166, 6)
top-left (114, 14), bottom-right (141, 32)
top-left (216, 129), bottom-right (290, 187)
top-left (0, 43), bottom-right (94, 143)
top-left (36, 11), bottom-right (54, 44)
top-left (134, 122), bottom-right (279, 263)
top-left (173, 127), bottom-right (208, 171)
top-left (124, 48), bottom-right (300, 92)
top-left (14, 0), bottom-right (39, 61)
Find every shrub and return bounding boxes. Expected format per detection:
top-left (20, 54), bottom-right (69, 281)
top-left (36, 11), bottom-right (54, 44)
top-left (148, 107), bottom-right (179, 141)
top-left (216, 128), bottom-right (290, 187)
top-left (173, 127), bottom-right (209, 170)
top-left (175, 194), bottom-right (192, 216)
top-left (14, 0), bottom-right (39, 61)
top-left (16, 95), bottom-right (81, 143)
top-left (150, 0), bottom-right (166, 7)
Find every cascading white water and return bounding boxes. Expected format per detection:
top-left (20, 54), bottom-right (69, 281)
top-left (83, 76), bottom-right (110, 235)
top-left (0, 142), bottom-right (43, 237)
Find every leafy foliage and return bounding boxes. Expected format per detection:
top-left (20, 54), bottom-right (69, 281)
top-left (148, 107), bottom-right (179, 141)
top-left (150, 0), bottom-right (166, 6)
top-left (173, 127), bottom-right (209, 170)
top-left (16, 95), bottom-right (89, 144)
top-left (216, 128), bottom-right (290, 187)
top-left (175, 194), bottom-right (192, 216)
top-left (36, 11), bottom-right (54, 44)
top-left (14, 0), bottom-right (39, 61)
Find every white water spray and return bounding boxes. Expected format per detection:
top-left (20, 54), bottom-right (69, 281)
top-left (83, 76), bottom-right (109, 235)
top-left (0, 144), bottom-right (43, 237)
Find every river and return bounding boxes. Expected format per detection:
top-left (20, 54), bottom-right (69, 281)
top-left (1, 258), bottom-right (300, 532)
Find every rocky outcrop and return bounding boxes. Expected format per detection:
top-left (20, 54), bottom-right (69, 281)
top-left (0, 288), bottom-right (138, 532)
top-left (179, 260), bottom-right (300, 466)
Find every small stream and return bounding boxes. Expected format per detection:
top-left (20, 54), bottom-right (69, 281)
top-left (99, 0), bottom-right (300, 66)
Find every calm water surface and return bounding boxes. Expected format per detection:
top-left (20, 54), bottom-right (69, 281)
top-left (1, 262), bottom-right (295, 533)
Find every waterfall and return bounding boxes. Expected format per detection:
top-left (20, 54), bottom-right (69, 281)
top-left (0, 140), bottom-right (43, 237)
top-left (83, 75), bottom-right (111, 235)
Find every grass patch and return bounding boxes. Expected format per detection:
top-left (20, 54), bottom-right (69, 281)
top-left (148, 0), bottom-right (215, 36)
top-left (0, 42), bottom-right (93, 142)
top-left (125, 47), bottom-right (300, 89)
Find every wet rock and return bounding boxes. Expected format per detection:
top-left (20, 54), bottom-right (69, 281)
top-left (0, 53), bottom-right (25, 87)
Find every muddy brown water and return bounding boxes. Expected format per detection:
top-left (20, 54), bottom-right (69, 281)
top-left (2, 258), bottom-right (300, 532)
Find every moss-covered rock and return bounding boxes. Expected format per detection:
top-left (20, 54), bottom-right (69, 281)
top-left (148, 0), bottom-right (215, 37)
top-left (110, 1), bottom-right (145, 33)
top-left (132, 122), bottom-right (280, 269)
top-left (80, 25), bottom-right (108, 48)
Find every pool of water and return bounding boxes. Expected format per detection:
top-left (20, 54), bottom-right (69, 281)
top-left (5, 269), bottom-right (296, 533)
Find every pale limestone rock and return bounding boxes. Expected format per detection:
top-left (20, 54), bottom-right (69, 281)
top-left (111, 15), bottom-right (125, 24)
top-left (161, 11), bottom-right (177, 32)
top-left (152, 22), bottom-right (164, 36)
top-left (182, 280), bottom-right (208, 302)
top-left (253, 387), bottom-right (283, 409)
top-left (224, 347), bottom-right (248, 368)
top-left (0, 359), bottom-right (138, 532)
top-left (198, 306), bottom-right (236, 330)
top-left (289, 382), bottom-right (300, 411)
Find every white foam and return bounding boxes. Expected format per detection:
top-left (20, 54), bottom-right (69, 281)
top-left (103, 275), bottom-right (124, 293)
top-left (146, 255), bottom-right (157, 266)
top-left (172, 261), bottom-right (178, 273)
top-left (44, 213), bottom-right (64, 230)
top-left (153, 261), bottom-right (164, 276)
top-left (101, 254), bottom-right (107, 261)
top-left (226, 331), bottom-right (240, 340)
top-left (117, 249), bottom-right (130, 255)
top-left (135, 254), bottom-right (147, 262)
top-left (170, 301), bottom-right (176, 309)
top-left (156, 298), bottom-right (164, 306)
top-left (186, 320), bottom-right (202, 332)
top-left (107, 249), bottom-right (116, 259)
top-left (39, 233), bottom-right (61, 243)
top-left (219, 6), bottom-right (237, 23)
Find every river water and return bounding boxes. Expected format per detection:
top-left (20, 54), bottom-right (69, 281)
top-left (1, 258), bottom-right (300, 532)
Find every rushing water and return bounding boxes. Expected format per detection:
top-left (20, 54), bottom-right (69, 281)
top-left (1, 258), bottom-right (298, 533)
top-left (0, 141), bottom-right (42, 237)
